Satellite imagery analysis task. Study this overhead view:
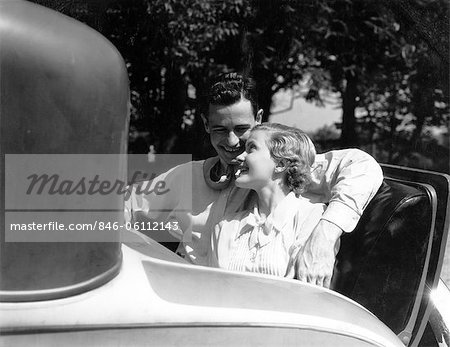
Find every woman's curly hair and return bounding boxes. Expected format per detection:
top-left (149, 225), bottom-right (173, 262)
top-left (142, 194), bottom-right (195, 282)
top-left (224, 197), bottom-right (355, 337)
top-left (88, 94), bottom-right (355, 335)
top-left (251, 123), bottom-right (316, 195)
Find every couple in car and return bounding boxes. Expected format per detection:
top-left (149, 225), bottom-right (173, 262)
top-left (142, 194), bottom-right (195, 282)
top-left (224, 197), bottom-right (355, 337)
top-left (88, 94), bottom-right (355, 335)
top-left (126, 73), bottom-right (383, 288)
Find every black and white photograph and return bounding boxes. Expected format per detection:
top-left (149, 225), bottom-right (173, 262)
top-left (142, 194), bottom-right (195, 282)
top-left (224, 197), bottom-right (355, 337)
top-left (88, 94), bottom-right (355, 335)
top-left (1, 0), bottom-right (449, 346)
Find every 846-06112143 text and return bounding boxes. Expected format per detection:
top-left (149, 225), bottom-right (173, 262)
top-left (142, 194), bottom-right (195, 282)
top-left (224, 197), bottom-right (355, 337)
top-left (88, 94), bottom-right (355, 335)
top-left (9, 221), bottom-right (180, 232)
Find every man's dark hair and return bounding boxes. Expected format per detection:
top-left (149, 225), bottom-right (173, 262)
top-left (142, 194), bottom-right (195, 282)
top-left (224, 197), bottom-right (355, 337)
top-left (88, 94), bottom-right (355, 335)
top-left (208, 73), bottom-right (259, 118)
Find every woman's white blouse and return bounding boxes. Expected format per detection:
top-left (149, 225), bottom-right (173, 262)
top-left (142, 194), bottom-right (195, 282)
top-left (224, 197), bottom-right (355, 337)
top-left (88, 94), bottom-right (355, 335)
top-left (210, 192), bottom-right (326, 278)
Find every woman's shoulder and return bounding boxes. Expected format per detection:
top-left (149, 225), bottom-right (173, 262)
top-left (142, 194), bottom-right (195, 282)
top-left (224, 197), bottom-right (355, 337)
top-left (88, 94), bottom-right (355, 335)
top-left (295, 195), bottom-right (326, 213)
top-left (292, 195), bottom-right (326, 229)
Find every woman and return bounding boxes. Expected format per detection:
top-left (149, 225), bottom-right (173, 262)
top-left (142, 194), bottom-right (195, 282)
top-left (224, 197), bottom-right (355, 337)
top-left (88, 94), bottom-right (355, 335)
top-left (209, 123), bottom-right (326, 279)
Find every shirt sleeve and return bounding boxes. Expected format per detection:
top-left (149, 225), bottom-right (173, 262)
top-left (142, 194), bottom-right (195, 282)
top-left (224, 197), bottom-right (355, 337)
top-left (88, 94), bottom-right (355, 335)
top-left (293, 202), bottom-right (326, 248)
top-left (124, 163), bottom-right (188, 241)
top-left (208, 222), bottom-right (223, 268)
top-left (210, 215), bottom-right (245, 269)
top-left (285, 202), bottom-right (326, 278)
top-left (309, 149), bottom-right (383, 233)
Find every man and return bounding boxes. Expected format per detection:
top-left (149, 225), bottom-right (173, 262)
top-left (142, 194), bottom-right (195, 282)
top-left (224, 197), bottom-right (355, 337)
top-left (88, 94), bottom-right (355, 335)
top-left (126, 73), bottom-right (383, 288)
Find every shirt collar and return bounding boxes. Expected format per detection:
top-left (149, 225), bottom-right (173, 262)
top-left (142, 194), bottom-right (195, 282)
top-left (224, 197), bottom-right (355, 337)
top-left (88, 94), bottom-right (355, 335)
top-left (203, 157), bottom-right (234, 190)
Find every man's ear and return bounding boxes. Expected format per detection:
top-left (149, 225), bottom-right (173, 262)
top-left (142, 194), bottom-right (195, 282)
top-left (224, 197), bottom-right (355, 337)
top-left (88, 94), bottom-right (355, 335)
top-left (256, 109), bottom-right (263, 124)
top-left (201, 114), bottom-right (210, 133)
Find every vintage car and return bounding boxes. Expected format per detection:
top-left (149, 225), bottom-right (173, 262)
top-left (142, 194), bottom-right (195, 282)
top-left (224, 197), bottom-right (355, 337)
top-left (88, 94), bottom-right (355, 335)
top-left (1, 1), bottom-right (449, 346)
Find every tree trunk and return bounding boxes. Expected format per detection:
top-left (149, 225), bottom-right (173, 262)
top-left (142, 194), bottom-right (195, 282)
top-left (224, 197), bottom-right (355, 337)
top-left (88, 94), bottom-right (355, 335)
top-left (259, 89), bottom-right (273, 123)
top-left (411, 84), bottom-right (433, 145)
top-left (340, 72), bottom-right (358, 147)
top-left (388, 110), bottom-right (396, 162)
top-left (255, 75), bottom-right (275, 123)
top-left (161, 69), bottom-right (186, 153)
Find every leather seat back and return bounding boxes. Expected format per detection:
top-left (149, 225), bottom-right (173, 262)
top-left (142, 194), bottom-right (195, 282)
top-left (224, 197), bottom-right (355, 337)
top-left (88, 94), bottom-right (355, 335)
top-left (332, 165), bottom-right (450, 347)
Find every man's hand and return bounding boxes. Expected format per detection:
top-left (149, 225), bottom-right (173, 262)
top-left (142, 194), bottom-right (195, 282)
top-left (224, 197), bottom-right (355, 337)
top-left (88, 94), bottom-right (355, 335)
top-left (295, 220), bottom-right (343, 288)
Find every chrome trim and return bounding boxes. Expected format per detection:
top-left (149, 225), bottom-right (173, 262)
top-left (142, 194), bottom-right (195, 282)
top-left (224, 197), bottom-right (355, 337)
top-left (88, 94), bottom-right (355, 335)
top-left (430, 279), bottom-right (450, 345)
top-left (0, 321), bottom-right (398, 347)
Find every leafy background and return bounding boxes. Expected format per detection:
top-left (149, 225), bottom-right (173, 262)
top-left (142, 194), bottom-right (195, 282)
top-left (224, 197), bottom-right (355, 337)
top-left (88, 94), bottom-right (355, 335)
top-left (30, 0), bottom-right (449, 173)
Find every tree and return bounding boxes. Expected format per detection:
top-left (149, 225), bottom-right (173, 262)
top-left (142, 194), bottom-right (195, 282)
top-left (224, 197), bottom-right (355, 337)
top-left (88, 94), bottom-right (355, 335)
top-left (103, 0), bottom-right (249, 155)
top-left (348, 0), bottom-right (449, 168)
top-left (31, 0), bottom-right (250, 156)
top-left (244, 0), bottom-right (306, 122)
top-left (28, 0), bottom-right (449, 171)
top-left (264, 0), bottom-right (449, 151)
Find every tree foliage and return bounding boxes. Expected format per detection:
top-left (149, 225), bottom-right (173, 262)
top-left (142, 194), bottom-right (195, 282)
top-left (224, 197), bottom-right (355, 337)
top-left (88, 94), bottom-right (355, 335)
top-left (29, 0), bottom-right (449, 171)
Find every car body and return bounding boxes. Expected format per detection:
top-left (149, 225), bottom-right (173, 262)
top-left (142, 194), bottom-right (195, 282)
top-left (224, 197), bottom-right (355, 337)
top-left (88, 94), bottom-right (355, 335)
top-left (0, 1), bottom-right (449, 346)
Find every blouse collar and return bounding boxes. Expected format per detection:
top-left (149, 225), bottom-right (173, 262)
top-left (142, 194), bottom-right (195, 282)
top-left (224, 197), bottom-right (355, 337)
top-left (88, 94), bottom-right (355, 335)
top-left (237, 192), bottom-right (298, 248)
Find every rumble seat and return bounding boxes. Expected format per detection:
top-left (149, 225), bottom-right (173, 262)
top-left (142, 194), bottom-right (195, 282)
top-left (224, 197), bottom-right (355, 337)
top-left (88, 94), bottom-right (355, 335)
top-left (331, 164), bottom-right (450, 347)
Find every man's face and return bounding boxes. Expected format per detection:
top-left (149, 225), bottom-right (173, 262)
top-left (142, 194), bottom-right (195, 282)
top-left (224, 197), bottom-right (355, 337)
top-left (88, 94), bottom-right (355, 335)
top-left (205, 99), bottom-right (262, 167)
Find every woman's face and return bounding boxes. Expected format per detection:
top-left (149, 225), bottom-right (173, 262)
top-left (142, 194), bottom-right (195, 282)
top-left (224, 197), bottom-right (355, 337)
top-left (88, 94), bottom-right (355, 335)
top-left (234, 130), bottom-right (277, 191)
